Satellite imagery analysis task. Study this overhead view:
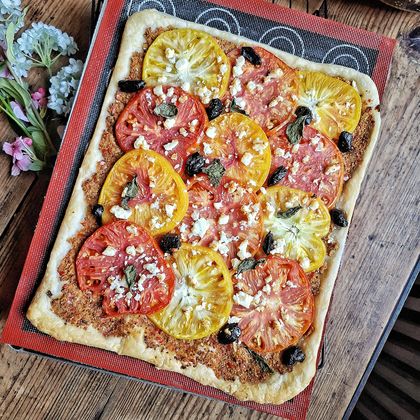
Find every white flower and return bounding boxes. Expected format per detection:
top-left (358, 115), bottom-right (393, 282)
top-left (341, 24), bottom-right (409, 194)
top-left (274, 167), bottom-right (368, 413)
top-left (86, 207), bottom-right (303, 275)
top-left (48, 58), bottom-right (83, 116)
top-left (16, 22), bottom-right (78, 70)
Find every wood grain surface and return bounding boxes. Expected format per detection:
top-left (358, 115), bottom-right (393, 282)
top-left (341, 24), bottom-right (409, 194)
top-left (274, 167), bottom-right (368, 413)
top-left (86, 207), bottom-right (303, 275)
top-left (0, 1), bottom-right (419, 419)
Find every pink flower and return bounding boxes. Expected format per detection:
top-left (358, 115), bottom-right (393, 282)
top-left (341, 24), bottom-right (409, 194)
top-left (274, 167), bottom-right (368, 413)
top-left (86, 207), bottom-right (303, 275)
top-left (31, 87), bottom-right (47, 109)
top-left (2, 137), bottom-right (34, 176)
top-left (11, 101), bottom-right (30, 122)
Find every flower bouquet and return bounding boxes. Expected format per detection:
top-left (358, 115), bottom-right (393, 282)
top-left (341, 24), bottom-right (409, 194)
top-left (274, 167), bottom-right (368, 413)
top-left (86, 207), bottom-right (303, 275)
top-left (0, 0), bottom-right (84, 175)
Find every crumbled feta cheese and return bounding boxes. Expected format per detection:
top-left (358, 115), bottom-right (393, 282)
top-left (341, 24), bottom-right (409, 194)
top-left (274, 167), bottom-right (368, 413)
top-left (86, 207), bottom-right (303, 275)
top-left (163, 139), bottom-right (179, 151)
top-left (233, 291), bottom-right (253, 308)
top-left (110, 205), bottom-right (132, 220)
top-left (191, 218), bottom-right (211, 238)
top-left (292, 144), bottom-right (300, 153)
top-left (165, 47), bottom-right (175, 61)
top-left (126, 225), bottom-right (138, 235)
top-left (230, 78), bottom-right (242, 96)
top-left (237, 240), bottom-right (251, 260)
top-left (218, 214), bottom-right (229, 225)
top-left (206, 126), bottom-right (217, 139)
top-left (126, 245), bottom-right (136, 256)
top-left (300, 257), bottom-right (311, 270)
top-left (220, 63), bottom-right (228, 74)
top-left (302, 155), bottom-right (310, 164)
top-left (163, 117), bottom-right (177, 130)
top-left (291, 161), bottom-right (300, 174)
top-left (270, 239), bottom-right (286, 255)
top-left (325, 164), bottom-right (340, 175)
top-left (144, 263), bottom-right (160, 276)
top-left (165, 204), bottom-right (176, 218)
top-left (247, 81), bottom-right (256, 91)
top-left (179, 127), bottom-right (188, 137)
top-left (181, 82), bottom-right (190, 91)
top-left (214, 202), bottom-right (223, 210)
top-left (309, 200), bottom-right (319, 211)
top-left (153, 85), bottom-right (164, 96)
top-left (102, 246), bottom-right (117, 257)
top-left (203, 142), bottom-right (213, 155)
top-left (241, 152), bottom-right (253, 166)
top-left (133, 135), bottom-right (149, 150)
top-left (235, 97), bottom-right (246, 109)
top-left (231, 258), bottom-right (240, 269)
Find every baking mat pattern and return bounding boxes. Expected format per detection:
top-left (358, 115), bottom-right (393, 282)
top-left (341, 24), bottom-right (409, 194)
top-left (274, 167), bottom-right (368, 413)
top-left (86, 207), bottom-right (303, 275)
top-left (2, 0), bottom-right (395, 419)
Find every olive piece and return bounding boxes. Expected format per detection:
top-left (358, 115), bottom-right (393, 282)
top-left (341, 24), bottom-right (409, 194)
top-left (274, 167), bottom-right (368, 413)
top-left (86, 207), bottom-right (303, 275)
top-left (330, 208), bottom-right (349, 227)
top-left (282, 346), bottom-right (305, 366)
top-left (262, 232), bottom-right (274, 254)
top-left (217, 323), bottom-right (241, 344)
top-left (92, 204), bottom-right (104, 225)
top-left (338, 131), bottom-right (353, 152)
top-left (241, 46), bottom-right (262, 66)
top-left (159, 234), bottom-right (181, 254)
top-left (118, 79), bottom-right (146, 93)
top-left (267, 166), bottom-right (287, 186)
top-left (295, 106), bottom-right (313, 125)
top-left (185, 152), bottom-right (206, 177)
top-left (206, 98), bottom-right (224, 120)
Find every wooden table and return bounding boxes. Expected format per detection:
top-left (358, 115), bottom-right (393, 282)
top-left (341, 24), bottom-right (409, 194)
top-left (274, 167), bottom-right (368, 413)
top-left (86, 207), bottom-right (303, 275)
top-left (0, 1), bottom-right (418, 419)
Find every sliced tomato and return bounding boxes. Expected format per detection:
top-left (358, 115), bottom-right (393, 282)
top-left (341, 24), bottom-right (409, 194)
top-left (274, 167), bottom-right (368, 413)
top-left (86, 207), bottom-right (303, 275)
top-left (231, 256), bottom-right (314, 353)
top-left (98, 149), bottom-right (189, 236)
top-left (177, 177), bottom-right (263, 269)
top-left (75, 221), bottom-right (175, 316)
top-left (143, 29), bottom-right (231, 103)
top-left (149, 244), bottom-right (233, 340)
top-left (226, 47), bottom-right (298, 131)
top-left (297, 70), bottom-right (362, 139)
top-left (268, 124), bottom-right (344, 208)
top-left (115, 86), bottom-right (207, 173)
top-left (201, 113), bottom-right (271, 190)
top-left (259, 186), bottom-right (331, 272)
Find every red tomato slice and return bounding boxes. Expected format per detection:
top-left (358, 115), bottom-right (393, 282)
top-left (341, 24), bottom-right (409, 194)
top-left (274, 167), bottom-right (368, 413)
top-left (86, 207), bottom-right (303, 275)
top-left (231, 256), bottom-right (314, 353)
top-left (76, 221), bottom-right (175, 316)
top-left (176, 177), bottom-right (263, 268)
top-left (226, 47), bottom-right (298, 131)
top-left (268, 124), bottom-right (344, 208)
top-left (115, 86), bottom-right (207, 173)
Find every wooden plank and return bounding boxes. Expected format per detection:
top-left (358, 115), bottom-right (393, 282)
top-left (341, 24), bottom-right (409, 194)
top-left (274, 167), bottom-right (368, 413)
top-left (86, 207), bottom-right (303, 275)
top-left (273, 0), bottom-right (325, 14)
top-left (393, 318), bottom-right (419, 341)
top-left (405, 296), bottom-right (420, 312)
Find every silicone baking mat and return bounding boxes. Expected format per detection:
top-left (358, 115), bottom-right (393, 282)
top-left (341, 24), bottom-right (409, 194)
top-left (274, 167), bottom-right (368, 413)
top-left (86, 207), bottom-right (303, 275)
top-left (1, 1), bottom-right (396, 418)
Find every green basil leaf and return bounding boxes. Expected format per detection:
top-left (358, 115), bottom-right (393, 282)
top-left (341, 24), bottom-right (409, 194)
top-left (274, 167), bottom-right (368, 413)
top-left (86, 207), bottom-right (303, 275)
top-left (154, 103), bottom-right (178, 118)
top-left (286, 115), bottom-right (307, 144)
top-left (237, 258), bottom-right (257, 274)
top-left (124, 265), bottom-right (137, 288)
top-left (276, 206), bottom-right (302, 219)
top-left (245, 346), bottom-right (274, 374)
top-left (202, 159), bottom-right (225, 186)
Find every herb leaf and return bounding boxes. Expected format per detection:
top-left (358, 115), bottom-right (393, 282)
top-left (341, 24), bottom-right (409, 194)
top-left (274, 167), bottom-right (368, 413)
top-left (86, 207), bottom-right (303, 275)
top-left (245, 346), bottom-right (274, 374)
top-left (154, 103), bottom-right (178, 118)
top-left (276, 206), bottom-right (302, 219)
top-left (124, 265), bottom-right (137, 288)
top-left (121, 177), bottom-right (139, 210)
top-left (230, 98), bottom-right (247, 115)
top-left (202, 159), bottom-right (225, 186)
top-left (286, 115), bottom-right (307, 144)
top-left (237, 258), bottom-right (266, 274)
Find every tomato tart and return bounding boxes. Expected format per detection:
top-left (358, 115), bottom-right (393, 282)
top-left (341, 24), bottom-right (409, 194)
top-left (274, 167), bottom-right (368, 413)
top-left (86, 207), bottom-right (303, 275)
top-left (27, 10), bottom-right (381, 405)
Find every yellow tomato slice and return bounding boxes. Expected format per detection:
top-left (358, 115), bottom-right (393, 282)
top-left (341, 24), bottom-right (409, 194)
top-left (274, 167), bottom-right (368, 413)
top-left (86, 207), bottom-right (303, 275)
top-left (98, 150), bottom-right (188, 236)
top-left (202, 113), bottom-right (271, 190)
top-left (297, 70), bottom-right (362, 139)
top-left (259, 186), bottom-right (330, 272)
top-left (142, 29), bottom-right (230, 104)
top-left (149, 244), bottom-right (233, 340)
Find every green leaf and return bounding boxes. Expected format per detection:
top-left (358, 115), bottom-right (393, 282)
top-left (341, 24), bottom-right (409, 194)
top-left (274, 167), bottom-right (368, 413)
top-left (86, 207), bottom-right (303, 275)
top-left (237, 258), bottom-right (257, 274)
top-left (5, 23), bottom-right (16, 64)
top-left (29, 160), bottom-right (45, 172)
top-left (276, 206), bottom-right (302, 219)
top-left (286, 115), bottom-right (307, 144)
top-left (124, 265), bottom-right (137, 288)
top-left (154, 103), bottom-right (178, 118)
top-left (245, 346), bottom-right (274, 374)
top-left (121, 177), bottom-right (139, 210)
top-left (27, 128), bottom-right (48, 159)
top-left (202, 159), bottom-right (225, 186)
